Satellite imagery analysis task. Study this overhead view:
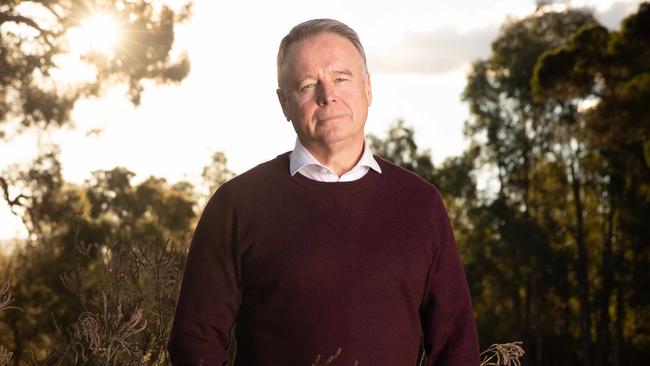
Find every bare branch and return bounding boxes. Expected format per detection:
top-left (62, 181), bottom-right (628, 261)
top-left (0, 177), bottom-right (29, 211)
top-left (0, 10), bottom-right (58, 48)
top-left (0, 12), bottom-right (49, 34)
top-left (0, 282), bottom-right (21, 312)
top-left (480, 342), bottom-right (525, 366)
top-left (41, 2), bottom-right (64, 21)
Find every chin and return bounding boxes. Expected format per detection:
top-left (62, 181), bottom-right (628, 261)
top-left (319, 132), bottom-right (360, 146)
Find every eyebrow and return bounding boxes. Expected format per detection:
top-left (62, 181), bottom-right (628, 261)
top-left (290, 68), bottom-right (356, 88)
top-left (334, 69), bottom-right (353, 76)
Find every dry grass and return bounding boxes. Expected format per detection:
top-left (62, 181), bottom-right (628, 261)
top-left (480, 341), bottom-right (525, 366)
top-left (0, 346), bottom-right (12, 366)
top-left (0, 282), bottom-right (19, 366)
top-left (30, 239), bottom-right (184, 365)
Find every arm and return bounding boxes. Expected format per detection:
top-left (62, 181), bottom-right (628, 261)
top-left (420, 192), bottom-right (480, 366)
top-left (167, 185), bottom-right (242, 365)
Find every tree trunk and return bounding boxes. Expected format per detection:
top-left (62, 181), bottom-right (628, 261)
top-left (613, 280), bottom-right (624, 366)
top-left (595, 194), bottom-right (615, 366)
top-left (536, 331), bottom-right (543, 366)
top-left (569, 157), bottom-right (591, 366)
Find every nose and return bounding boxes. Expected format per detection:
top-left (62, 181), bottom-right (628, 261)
top-left (316, 82), bottom-right (336, 106)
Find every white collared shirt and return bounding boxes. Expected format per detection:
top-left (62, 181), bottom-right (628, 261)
top-left (289, 138), bottom-right (382, 182)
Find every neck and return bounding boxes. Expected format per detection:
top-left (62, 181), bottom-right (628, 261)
top-left (303, 138), bottom-right (365, 177)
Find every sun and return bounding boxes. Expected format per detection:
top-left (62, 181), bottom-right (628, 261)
top-left (68, 14), bottom-right (122, 55)
top-left (82, 14), bottom-right (121, 53)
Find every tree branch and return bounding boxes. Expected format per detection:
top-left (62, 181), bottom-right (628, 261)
top-left (40, 2), bottom-right (64, 21)
top-left (0, 177), bottom-right (29, 211)
top-left (0, 12), bottom-right (49, 34)
top-left (0, 11), bottom-right (57, 49)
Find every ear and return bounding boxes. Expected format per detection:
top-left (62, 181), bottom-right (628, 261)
top-left (276, 88), bottom-right (290, 121)
top-left (364, 72), bottom-right (372, 106)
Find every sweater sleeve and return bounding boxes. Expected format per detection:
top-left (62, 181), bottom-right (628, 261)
top-left (167, 185), bottom-right (242, 365)
top-left (420, 191), bottom-right (480, 366)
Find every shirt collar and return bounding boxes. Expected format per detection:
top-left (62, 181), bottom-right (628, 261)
top-left (289, 138), bottom-right (382, 177)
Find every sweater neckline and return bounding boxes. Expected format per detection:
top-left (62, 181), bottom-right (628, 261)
top-left (275, 152), bottom-right (382, 192)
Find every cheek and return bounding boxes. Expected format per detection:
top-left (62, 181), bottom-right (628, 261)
top-left (286, 100), bottom-right (302, 120)
top-left (294, 101), bottom-right (316, 120)
top-left (343, 88), bottom-right (366, 105)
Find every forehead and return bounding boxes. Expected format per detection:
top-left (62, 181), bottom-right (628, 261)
top-left (282, 32), bottom-right (363, 76)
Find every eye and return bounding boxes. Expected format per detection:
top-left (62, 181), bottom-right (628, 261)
top-left (300, 82), bottom-right (316, 91)
top-left (335, 77), bottom-right (348, 83)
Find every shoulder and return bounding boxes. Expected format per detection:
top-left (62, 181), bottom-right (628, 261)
top-left (373, 155), bottom-right (453, 249)
top-left (373, 154), bottom-right (448, 217)
top-left (214, 151), bottom-right (291, 203)
top-left (374, 155), bottom-right (441, 196)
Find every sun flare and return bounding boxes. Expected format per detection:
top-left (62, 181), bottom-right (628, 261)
top-left (68, 14), bottom-right (121, 55)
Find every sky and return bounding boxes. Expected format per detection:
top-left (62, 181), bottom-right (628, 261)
top-left (0, 0), bottom-right (641, 241)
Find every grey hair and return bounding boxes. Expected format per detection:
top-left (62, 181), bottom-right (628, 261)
top-left (277, 18), bottom-right (368, 87)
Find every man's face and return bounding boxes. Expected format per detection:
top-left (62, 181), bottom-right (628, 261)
top-left (277, 32), bottom-right (372, 151)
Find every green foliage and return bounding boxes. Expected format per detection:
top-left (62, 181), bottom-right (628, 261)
top-left (0, 148), bottom-right (202, 364)
top-left (368, 119), bottom-right (435, 183)
top-left (463, 2), bottom-right (650, 365)
top-left (200, 152), bottom-right (236, 205)
top-left (531, 24), bottom-right (609, 100)
top-left (0, 3), bottom-right (193, 357)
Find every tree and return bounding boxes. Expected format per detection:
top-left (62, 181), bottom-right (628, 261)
top-left (459, 3), bottom-right (650, 365)
top-left (0, 0), bottom-right (191, 137)
top-left (462, 7), bottom-right (598, 365)
top-left (368, 119), bottom-right (435, 183)
top-left (357, 6), bottom-right (649, 364)
top-left (0, 148), bottom-right (198, 363)
top-left (0, 142), bottom-right (241, 364)
top-left (0, 4), bottom-right (193, 357)
top-left (532, 3), bottom-right (650, 365)
top-left (0, 0), bottom-right (192, 228)
top-left (200, 151), bottom-right (236, 205)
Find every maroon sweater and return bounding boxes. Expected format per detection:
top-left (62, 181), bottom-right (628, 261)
top-left (168, 152), bottom-right (479, 365)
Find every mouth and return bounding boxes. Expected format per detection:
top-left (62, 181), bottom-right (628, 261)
top-left (317, 115), bottom-right (347, 123)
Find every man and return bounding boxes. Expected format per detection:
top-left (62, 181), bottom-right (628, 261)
top-left (168, 19), bottom-right (480, 365)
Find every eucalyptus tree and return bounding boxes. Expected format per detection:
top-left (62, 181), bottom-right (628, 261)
top-left (533, 3), bottom-right (650, 365)
top-left (462, 7), bottom-right (598, 365)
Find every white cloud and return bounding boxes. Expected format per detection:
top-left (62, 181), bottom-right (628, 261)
top-left (368, 24), bottom-right (498, 74)
top-left (594, 0), bottom-right (640, 29)
top-left (368, 0), bottom-right (639, 75)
